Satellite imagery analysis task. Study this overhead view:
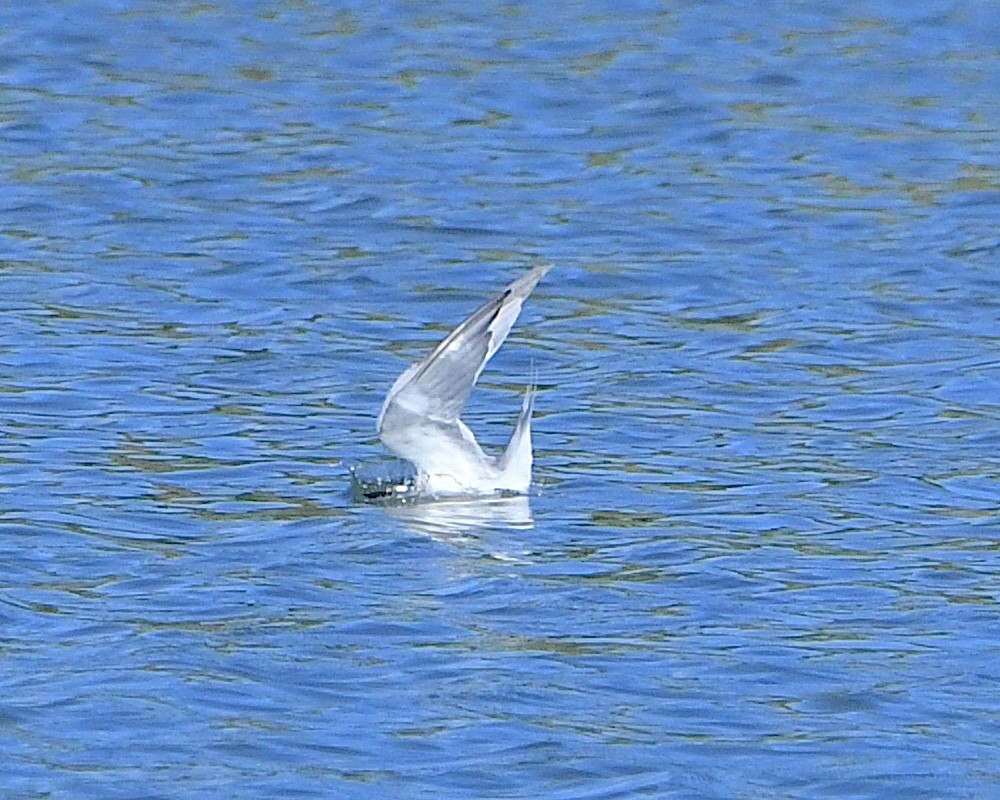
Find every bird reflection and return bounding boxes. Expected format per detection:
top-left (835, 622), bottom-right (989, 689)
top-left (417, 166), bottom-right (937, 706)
top-left (385, 494), bottom-right (534, 541)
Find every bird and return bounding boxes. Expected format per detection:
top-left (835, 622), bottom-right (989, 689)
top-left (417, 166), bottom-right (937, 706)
top-left (374, 266), bottom-right (550, 497)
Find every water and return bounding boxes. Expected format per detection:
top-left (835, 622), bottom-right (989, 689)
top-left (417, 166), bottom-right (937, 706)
top-left (2, 1), bottom-right (999, 798)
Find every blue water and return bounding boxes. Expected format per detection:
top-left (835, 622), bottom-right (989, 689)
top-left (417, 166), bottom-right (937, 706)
top-left (2, 1), bottom-right (999, 798)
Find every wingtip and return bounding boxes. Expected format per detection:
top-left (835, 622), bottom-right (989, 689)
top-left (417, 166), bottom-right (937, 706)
top-left (528, 263), bottom-right (553, 285)
top-left (508, 264), bottom-right (552, 297)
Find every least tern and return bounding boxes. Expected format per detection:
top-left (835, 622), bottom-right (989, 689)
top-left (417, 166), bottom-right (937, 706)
top-left (375, 266), bottom-right (550, 497)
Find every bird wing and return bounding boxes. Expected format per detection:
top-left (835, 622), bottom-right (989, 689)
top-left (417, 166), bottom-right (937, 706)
top-left (377, 265), bottom-right (550, 433)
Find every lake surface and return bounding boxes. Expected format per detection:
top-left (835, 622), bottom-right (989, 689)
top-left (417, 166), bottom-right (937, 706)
top-left (2, 1), bottom-right (999, 798)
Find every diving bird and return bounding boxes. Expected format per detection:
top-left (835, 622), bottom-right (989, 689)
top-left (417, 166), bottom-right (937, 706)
top-left (376, 266), bottom-right (550, 497)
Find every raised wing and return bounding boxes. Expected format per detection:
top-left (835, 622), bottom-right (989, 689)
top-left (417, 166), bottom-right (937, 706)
top-left (377, 265), bottom-right (550, 432)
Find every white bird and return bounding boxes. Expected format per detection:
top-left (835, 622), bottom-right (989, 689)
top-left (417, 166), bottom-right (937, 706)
top-left (376, 266), bottom-right (550, 497)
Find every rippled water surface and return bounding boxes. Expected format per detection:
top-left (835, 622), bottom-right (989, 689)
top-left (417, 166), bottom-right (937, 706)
top-left (3, 2), bottom-right (999, 798)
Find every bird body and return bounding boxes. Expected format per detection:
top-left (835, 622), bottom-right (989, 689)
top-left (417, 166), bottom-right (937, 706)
top-left (376, 266), bottom-right (549, 497)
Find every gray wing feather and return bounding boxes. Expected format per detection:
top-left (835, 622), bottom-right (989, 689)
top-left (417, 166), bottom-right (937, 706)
top-left (377, 266), bottom-right (549, 432)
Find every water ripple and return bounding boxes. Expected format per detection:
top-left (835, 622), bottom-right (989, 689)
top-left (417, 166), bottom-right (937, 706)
top-left (2, 2), bottom-right (1000, 798)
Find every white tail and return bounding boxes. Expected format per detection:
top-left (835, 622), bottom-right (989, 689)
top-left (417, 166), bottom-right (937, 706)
top-left (497, 386), bottom-right (535, 492)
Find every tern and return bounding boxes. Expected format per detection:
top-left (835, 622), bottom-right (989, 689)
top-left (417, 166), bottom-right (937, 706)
top-left (375, 266), bottom-right (550, 497)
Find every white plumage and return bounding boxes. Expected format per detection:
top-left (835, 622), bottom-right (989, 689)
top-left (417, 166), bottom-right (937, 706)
top-left (376, 266), bottom-right (550, 496)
